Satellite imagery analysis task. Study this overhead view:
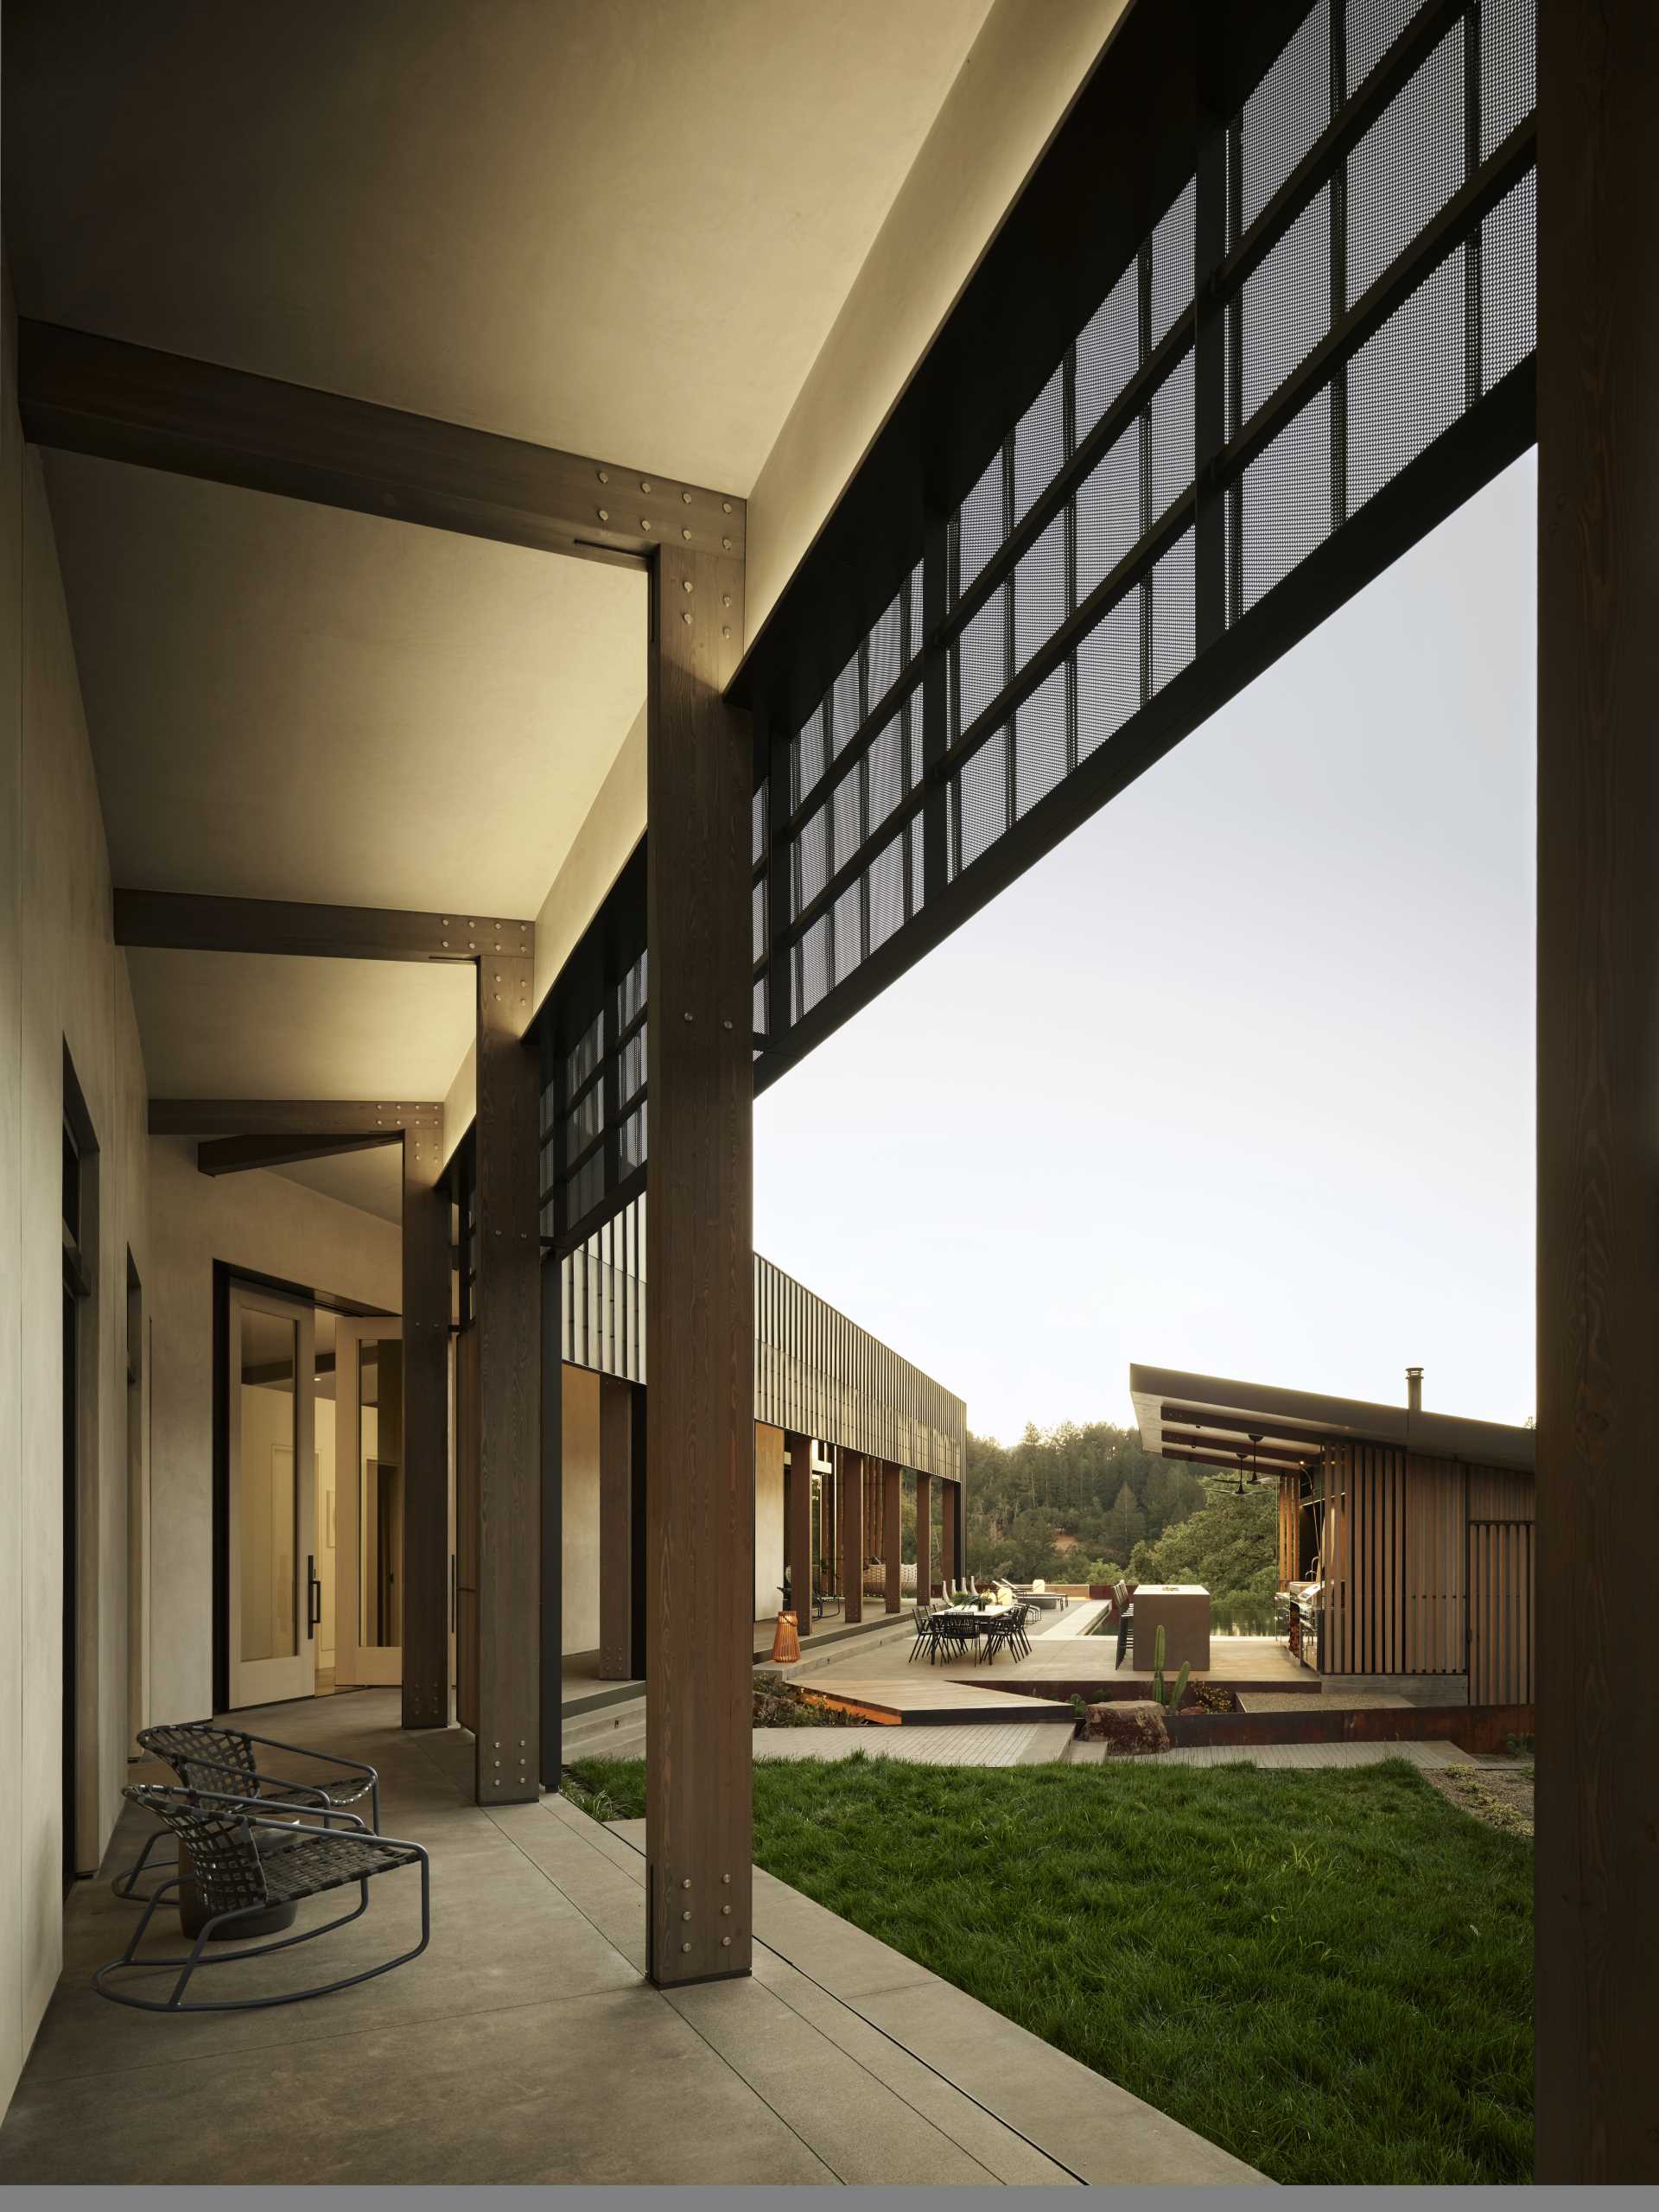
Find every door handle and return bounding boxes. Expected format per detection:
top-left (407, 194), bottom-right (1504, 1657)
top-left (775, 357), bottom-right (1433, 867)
top-left (307, 1554), bottom-right (321, 1636)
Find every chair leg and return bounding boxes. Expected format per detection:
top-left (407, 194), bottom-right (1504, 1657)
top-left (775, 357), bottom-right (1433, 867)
top-left (94, 1855), bottom-right (429, 2014)
top-left (111, 1827), bottom-right (177, 1903)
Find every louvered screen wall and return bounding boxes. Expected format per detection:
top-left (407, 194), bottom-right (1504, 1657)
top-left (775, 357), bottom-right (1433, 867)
top-left (557, 1195), bottom-right (965, 1484)
top-left (1319, 1440), bottom-right (1532, 1691)
top-left (753, 0), bottom-right (1535, 1074)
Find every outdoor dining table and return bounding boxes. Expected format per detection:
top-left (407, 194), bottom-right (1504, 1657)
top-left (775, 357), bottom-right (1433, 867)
top-left (932, 1605), bottom-right (1020, 1662)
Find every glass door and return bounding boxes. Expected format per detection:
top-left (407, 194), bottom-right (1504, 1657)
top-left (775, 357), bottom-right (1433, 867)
top-left (334, 1317), bottom-right (404, 1688)
top-left (228, 1284), bottom-right (316, 1708)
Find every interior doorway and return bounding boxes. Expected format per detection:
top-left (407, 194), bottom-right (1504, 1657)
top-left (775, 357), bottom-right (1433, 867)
top-left (226, 1281), bottom-right (317, 1709)
top-left (215, 1267), bottom-right (404, 1711)
top-left (334, 1316), bottom-right (404, 1688)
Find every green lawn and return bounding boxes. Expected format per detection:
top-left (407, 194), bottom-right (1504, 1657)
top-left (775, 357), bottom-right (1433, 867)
top-left (567, 1753), bottom-right (1531, 2185)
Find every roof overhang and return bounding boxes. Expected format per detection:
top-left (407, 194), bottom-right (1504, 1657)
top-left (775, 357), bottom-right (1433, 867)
top-left (1130, 1363), bottom-right (1535, 1476)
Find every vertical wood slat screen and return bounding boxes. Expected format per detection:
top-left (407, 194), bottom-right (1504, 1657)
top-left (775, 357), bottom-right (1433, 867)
top-left (1470, 1518), bottom-right (1534, 1702)
top-left (1277, 1476), bottom-right (1299, 1582)
top-left (556, 1194), bottom-right (965, 1484)
top-left (1402, 1452), bottom-right (1465, 1672)
top-left (1322, 1443), bottom-right (1531, 1685)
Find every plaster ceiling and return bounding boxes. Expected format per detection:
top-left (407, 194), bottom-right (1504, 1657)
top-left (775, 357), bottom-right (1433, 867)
top-left (47, 452), bottom-right (646, 914)
top-left (5, 0), bottom-right (995, 493)
top-left (275, 1147), bottom-right (406, 1228)
top-left (125, 950), bottom-right (475, 1103)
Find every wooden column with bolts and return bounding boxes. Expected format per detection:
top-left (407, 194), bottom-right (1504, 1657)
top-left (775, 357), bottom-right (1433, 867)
top-left (599, 1376), bottom-right (636, 1679)
top-left (785, 1430), bottom-right (813, 1635)
top-left (1536, 4), bottom-right (1659, 2178)
top-left (474, 953), bottom-right (539, 1803)
top-left (401, 1124), bottom-right (451, 1726)
top-left (839, 1449), bottom-right (864, 1625)
top-left (645, 539), bottom-right (753, 1988)
top-left (914, 1471), bottom-right (931, 1601)
top-left (884, 1461), bottom-right (902, 1614)
top-left (941, 1480), bottom-right (957, 1592)
top-left (822, 1451), bottom-right (836, 1607)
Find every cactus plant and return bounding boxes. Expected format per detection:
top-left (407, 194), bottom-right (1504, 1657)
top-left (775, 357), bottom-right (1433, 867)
top-left (1169, 1659), bottom-right (1191, 1713)
top-left (1152, 1623), bottom-right (1166, 1706)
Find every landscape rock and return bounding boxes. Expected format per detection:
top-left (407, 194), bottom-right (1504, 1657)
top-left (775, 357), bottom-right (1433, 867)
top-left (1082, 1699), bottom-right (1170, 1755)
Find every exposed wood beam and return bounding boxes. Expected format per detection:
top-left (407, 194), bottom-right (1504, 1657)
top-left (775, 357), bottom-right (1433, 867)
top-left (645, 540), bottom-right (753, 1988)
top-left (117, 887), bottom-right (533, 964)
top-left (150, 1099), bottom-right (441, 1137)
top-left (195, 1131), bottom-right (400, 1177)
top-left (883, 1460), bottom-right (902, 1616)
top-left (20, 319), bottom-right (745, 569)
top-left (1159, 1402), bottom-right (1335, 1452)
top-left (914, 1470), bottom-right (932, 1604)
top-left (473, 952), bottom-right (540, 1804)
top-left (784, 1431), bottom-right (813, 1638)
top-left (1161, 1428), bottom-right (1319, 1469)
top-left (1536, 0), bottom-right (1659, 2177)
top-left (838, 1448), bottom-right (864, 1629)
top-left (1162, 1447), bottom-right (1312, 1478)
top-left (402, 1122), bottom-right (451, 1731)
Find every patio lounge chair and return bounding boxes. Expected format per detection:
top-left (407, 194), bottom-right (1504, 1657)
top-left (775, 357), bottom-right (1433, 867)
top-left (116, 1721), bottom-right (382, 1903)
top-left (96, 1784), bottom-right (429, 2013)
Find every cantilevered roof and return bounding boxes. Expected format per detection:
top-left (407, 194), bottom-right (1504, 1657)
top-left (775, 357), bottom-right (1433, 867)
top-left (1129, 1363), bottom-right (1535, 1478)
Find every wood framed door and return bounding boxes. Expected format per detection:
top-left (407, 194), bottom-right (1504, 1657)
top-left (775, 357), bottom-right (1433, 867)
top-left (228, 1284), bottom-right (316, 1709)
top-left (334, 1317), bottom-right (405, 1688)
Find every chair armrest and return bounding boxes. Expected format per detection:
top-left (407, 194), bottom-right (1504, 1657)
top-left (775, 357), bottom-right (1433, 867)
top-left (240, 1732), bottom-right (378, 1785)
top-left (184, 1787), bottom-right (369, 1834)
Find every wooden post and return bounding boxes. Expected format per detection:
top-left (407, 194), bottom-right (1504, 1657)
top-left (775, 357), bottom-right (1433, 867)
top-left (839, 1447), bottom-right (864, 1625)
top-left (914, 1470), bottom-right (931, 1602)
top-left (941, 1478), bottom-right (957, 1593)
top-left (785, 1430), bottom-right (813, 1637)
top-left (822, 1448), bottom-right (836, 1609)
top-left (400, 1124), bottom-right (450, 1728)
top-left (474, 953), bottom-right (539, 1804)
top-left (1536, 6), bottom-right (1659, 2177)
top-left (884, 1461), bottom-right (902, 1615)
top-left (539, 1249), bottom-right (563, 1783)
top-left (645, 542), bottom-right (753, 1988)
top-left (599, 1376), bottom-right (635, 1679)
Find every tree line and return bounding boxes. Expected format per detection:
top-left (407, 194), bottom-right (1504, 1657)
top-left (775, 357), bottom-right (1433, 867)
top-left (959, 1420), bottom-right (1279, 1630)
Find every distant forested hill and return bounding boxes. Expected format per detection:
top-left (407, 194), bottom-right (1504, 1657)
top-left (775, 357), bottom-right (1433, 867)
top-left (958, 1421), bottom-right (1278, 1628)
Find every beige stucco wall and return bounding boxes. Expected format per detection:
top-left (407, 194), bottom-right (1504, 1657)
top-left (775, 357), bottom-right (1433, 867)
top-left (144, 1141), bottom-right (401, 1722)
top-left (0, 289), bottom-right (151, 2115)
top-left (562, 1363), bottom-right (601, 1655)
top-left (743, 0), bottom-right (1128, 634)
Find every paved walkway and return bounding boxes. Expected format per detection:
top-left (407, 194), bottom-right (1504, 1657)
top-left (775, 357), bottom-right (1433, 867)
top-left (0, 1689), bottom-right (1260, 2186)
top-left (1067, 1738), bottom-right (1476, 1770)
top-left (751, 1719), bottom-right (1065, 1766)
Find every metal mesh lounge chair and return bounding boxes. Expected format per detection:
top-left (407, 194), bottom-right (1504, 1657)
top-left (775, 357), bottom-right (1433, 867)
top-left (116, 1721), bottom-right (381, 1903)
top-left (96, 1784), bottom-right (429, 2013)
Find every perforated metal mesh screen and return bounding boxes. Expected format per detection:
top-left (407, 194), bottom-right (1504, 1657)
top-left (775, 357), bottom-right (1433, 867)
top-left (537, 845), bottom-right (647, 1252)
top-left (753, 0), bottom-right (1535, 1071)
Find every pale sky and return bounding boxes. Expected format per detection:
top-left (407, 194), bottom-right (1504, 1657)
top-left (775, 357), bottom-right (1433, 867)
top-left (755, 451), bottom-right (1537, 1445)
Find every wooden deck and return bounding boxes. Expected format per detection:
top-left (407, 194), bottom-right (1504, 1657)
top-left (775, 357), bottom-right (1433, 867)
top-left (798, 1630), bottom-right (1314, 1725)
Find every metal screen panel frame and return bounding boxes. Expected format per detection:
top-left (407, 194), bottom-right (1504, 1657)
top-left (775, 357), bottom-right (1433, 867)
top-left (747, 0), bottom-right (1536, 1091)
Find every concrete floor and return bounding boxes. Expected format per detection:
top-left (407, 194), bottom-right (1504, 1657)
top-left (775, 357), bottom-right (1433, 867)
top-left (0, 1689), bottom-right (1261, 2187)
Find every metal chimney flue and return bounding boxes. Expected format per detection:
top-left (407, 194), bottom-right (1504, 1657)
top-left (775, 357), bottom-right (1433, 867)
top-left (1406, 1365), bottom-right (1423, 1413)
